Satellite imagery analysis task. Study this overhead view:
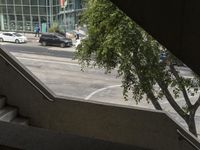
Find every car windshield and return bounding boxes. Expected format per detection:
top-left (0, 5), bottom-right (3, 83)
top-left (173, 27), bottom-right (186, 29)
top-left (57, 35), bottom-right (67, 40)
top-left (13, 33), bottom-right (22, 37)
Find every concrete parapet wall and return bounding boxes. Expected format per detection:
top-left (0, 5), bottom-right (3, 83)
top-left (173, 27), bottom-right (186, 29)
top-left (0, 47), bottom-right (199, 150)
top-left (0, 121), bottom-right (143, 150)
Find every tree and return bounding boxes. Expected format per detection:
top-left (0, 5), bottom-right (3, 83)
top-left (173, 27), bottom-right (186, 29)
top-left (48, 22), bottom-right (59, 33)
top-left (75, 0), bottom-right (200, 137)
top-left (48, 22), bottom-right (66, 36)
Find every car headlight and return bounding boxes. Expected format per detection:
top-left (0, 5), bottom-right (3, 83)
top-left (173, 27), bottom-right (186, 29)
top-left (19, 38), bottom-right (26, 42)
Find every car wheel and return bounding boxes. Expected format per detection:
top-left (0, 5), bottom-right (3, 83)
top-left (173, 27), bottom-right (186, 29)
top-left (60, 43), bottom-right (65, 48)
top-left (0, 38), bottom-right (4, 42)
top-left (15, 39), bottom-right (20, 44)
top-left (42, 41), bottom-right (47, 46)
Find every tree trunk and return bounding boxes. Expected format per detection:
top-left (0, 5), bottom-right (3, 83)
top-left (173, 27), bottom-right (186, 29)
top-left (146, 91), bottom-right (162, 110)
top-left (187, 114), bottom-right (198, 137)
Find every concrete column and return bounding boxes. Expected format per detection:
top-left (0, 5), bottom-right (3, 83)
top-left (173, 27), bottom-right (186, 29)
top-left (0, 14), bottom-right (4, 30)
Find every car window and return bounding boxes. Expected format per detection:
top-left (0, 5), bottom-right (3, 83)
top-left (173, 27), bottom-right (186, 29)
top-left (42, 34), bottom-right (50, 38)
top-left (3, 33), bottom-right (12, 36)
top-left (13, 33), bottom-right (22, 37)
top-left (53, 35), bottom-right (58, 39)
top-left (57, 35), bottom-right (65, 39)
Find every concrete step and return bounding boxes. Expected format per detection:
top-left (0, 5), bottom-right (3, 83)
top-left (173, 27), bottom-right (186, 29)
top-left (0, 95), bottom-right (29, 126)
top-left (0, 107), bottom-right (18, 122)
top-left (0, 96), bottom-right (6, 109)
top-left (11, 117), bottom-right (29, 126)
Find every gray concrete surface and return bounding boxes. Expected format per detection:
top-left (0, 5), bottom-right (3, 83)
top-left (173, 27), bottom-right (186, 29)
top-left (1, 42), bottom-right (200, 136)
top-left (0, 44), bottom-right (200, 150)
top-left (3, 42), bottom-right (200, 137)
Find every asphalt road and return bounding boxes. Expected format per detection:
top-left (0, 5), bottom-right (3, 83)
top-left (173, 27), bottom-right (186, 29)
top-left (1, 42), bottom-right (200, 135)
top-left (2, 43), bottom-right (75, 59)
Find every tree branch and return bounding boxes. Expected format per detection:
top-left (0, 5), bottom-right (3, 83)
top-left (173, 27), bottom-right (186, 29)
top-left (157, 80), bottom-right (188, 121)
top-left (136, 72), bottom-right (163, 110)
top-left (146, 90), bottom-right (163, 110)
top-left (193, 94), bottom-right (200, 112)
top-left (169, 64), bottom-right (192, 107)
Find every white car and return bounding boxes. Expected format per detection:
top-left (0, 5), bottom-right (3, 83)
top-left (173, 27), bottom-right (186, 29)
top-left (0, 32), bottom-right (27, 44)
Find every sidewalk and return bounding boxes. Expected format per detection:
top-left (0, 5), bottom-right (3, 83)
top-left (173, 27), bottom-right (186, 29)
top-left (22, 33), bottom-right (40, 43)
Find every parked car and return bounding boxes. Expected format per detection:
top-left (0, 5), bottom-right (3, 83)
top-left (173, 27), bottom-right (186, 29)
top-left (0, 32), bottom-right (27, 43)
top-left (39, 33), bottom-right (73, 48)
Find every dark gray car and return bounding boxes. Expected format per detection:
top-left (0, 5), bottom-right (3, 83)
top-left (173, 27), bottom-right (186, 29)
top-left (39, 33), bottom-right (73, 48)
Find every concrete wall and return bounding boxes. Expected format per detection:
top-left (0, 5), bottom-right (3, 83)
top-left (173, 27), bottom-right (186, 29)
top-left (0, 47), bottom-right (199, 150)
top-left (0, 121), bottom-right (144, 150)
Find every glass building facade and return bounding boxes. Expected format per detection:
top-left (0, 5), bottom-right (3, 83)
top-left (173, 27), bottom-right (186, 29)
top-left (0, 0), bottom-right (84, 32)
top-left (59, 0), bottom-right (85, 31)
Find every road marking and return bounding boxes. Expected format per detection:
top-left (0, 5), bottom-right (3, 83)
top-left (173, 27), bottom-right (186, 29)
top-left (85, 84), bottom-right (121, 100)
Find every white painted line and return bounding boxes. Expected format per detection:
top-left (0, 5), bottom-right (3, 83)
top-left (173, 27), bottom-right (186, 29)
top-left (85, 84), bottom-right (121, 100)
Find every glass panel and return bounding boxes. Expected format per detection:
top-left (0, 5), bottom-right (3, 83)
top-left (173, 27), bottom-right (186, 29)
top-left (39, 0), bottom-right (46, 6)
top-left (0, 6), bottom-right (6, 13)
top-left (31, 7), bottom-right (38, 15)
top-left (15, 6), bottom-right (22, 14)
top-left (40, 16), bottom-right (47, 23)
top-left (25, 21), bottom-right (31, 31)
top-left (32, 16), bottom-right (39, 22)
top-left (9, 15), bottom-right (15, 21)
top-left (15, 0), bottom-right (21, 5)
top-left (17, 21), bottom-right (23, 30)
top-left (24, 15), bottom-right (30, 21)
top-left (16, 15), bottom-right (22, 21)
top-left (10, 21), bottom-right (16, 31)
top-left (23, 6), bottom-right (30, 14)
top-left (7, 0), bottom-right (13, 4)
top-left (7, 6), bottom-right (14, 14)
top-left (22, 0), bottom-right (29, 5)
top-left (53, 0), bottom-right (57, 5)
top-left (32, 15), bottom-right (39, 32)
top-left (39, 7), bottom-right (46, 15)
top-left (3, 15), bottom-right (8, 30)
top-left (0, 0), bottom-right (6, 4)
top-left (31, 0), bottom-right (38, 5)
top-left (53, 6), bottom-right (59, 15)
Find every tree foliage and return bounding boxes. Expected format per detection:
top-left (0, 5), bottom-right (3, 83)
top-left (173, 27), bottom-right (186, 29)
top-left (75, 0), bottom-right (200, 136)
top-left (48, 22), bottom-right (59, 33)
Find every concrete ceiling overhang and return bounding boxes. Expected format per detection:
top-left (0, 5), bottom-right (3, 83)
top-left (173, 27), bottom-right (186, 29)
top-left (110, 0), bottom-right (200, 75)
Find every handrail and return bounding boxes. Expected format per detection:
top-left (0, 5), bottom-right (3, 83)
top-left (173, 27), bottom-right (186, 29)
top-left (0, 50), bottom-right (54, 102)
top-left (177, 129), bottom-right (200, 150)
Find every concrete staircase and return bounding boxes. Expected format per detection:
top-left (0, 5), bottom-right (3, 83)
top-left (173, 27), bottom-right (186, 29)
top-left (0, 96), bottom-right (29, 125)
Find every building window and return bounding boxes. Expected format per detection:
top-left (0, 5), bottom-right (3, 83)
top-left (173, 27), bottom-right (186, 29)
top-left (31, 7), bottom-right (38, 15)
top-left (15, 0), bottom-right (22, 5)
top-left (24, 15), bottom-right (30, 21)
top-left (22, 0), bottom-right (29, 5)
top-left (0, 0), bottom-right (6, 4)
top-left (39, 7), bottom-right (46, 15)
top-left (7, 0), bottom-right (13, 5)
top-left (7, 6), bottom-right (14, 14)
top-left (23, 6), bottom-right (30, 14)
top-left (9, 15), bottom-right (15, 21)
top-left (39, 0), bottom-right (46, 6)
top-left (0, 6), bottom-right (6, 13)
top-left (31, 0), bottom-right (38, 5)
top-left (15, 6), bottom-right (22, 14)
